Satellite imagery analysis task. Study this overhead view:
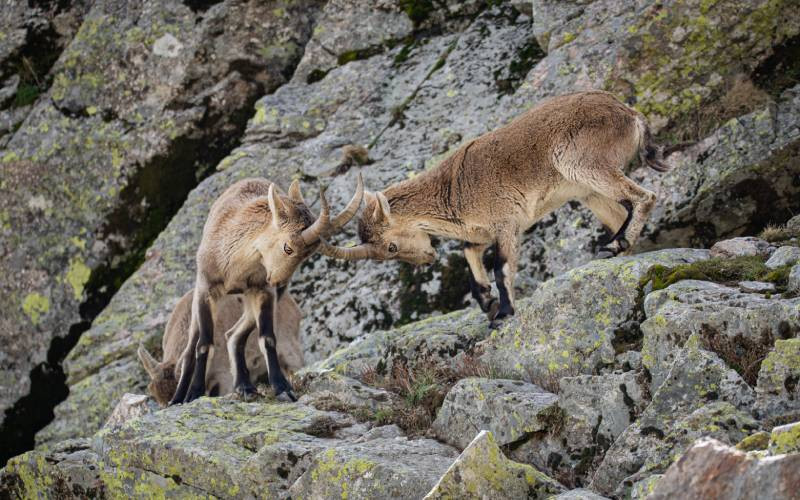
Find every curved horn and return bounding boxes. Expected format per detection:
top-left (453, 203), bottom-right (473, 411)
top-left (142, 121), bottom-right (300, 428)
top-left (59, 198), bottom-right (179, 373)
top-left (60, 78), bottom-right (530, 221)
top-left (287, 179), bottom-right (305, 205)
top-left (318, 241), bottom-right (374, 261)
top-left (300, 186), bottom-right (330, 245)
top-left (137, 344), bottom-right (159, 378)
top-left (328, 173), bottom-right (364, 234)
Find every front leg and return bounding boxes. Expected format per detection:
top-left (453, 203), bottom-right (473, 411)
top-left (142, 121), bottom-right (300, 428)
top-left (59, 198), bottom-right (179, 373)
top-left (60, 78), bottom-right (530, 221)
top-left (492, 229), bottom-right (520, 324)
top-left (183, 288), bottom-right (214, 403)
top-left (464, 242), bottom-right (498, 320)
top-left (256, 292), bottom-right (296, 402)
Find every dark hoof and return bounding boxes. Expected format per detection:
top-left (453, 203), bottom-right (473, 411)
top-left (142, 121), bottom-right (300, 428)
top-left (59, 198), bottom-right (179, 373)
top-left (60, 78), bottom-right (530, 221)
top-left (617, 238), bottom-right (630, 251)
top-left (275, 390), bottom-right (297, 403)
top-left (168, 398), bottom-right (183, 406)
top-left (235, 383), bottom-right (258, 401)
top-left (596, 247), bottom-right (616, 259)
top-left (486, 300), bottom-right (501, 321)
top-left (183, 387), bottom-right (204, 403)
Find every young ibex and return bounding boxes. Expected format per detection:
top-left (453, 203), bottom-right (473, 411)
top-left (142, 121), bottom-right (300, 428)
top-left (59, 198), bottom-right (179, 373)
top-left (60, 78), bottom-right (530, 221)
top-left (171, 174), bottom-right (363, 404)
top-left (137, 290), bottom-right (303, 406)
top-left (321, 91), bottom-right (669, 324)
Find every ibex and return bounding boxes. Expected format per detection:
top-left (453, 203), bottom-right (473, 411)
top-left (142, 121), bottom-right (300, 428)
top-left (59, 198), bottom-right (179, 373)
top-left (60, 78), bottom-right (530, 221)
top-left (171, 174), bottom-right (363, 404)
top-left (320, 91), bottom-right (669, 324)
top-left (137, 290), bottom-right (303, 406)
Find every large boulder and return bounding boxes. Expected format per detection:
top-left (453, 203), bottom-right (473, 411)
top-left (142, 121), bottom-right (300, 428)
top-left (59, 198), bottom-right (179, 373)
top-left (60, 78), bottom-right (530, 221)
top-left (424, 430), bottom-right (565, 499)
top-left (590, 337), bottom-right (758, 496)
top-left (480, 249), bottom-right (710, 383)
top-left (647, 437), bottom-right (800, 500)
top-left (641, 280), bottom-right (800, 391)
top-left (1, 0), bottom-right (322, 445)
top-left (431, 378), bottom-right (559, 449)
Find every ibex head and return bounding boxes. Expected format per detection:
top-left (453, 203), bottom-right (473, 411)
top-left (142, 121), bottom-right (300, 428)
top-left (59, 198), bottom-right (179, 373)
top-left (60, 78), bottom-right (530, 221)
top-left (262, 174), bottom-right (364, 286)
top-left (137, 344), bottom-right (177, 407)
top-left (320, 191), bottom-right (436, 266)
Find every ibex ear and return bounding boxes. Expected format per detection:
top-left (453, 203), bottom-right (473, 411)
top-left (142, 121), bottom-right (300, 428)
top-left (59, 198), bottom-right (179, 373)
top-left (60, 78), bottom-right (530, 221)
top-left (287, 179), bottom-right (305, 205)
top-left (137, 344), bottom-right (159, 379)
top-left (375, 192), bottom-right (392, 221)
top-left (268, 183), bottom-right (288, 227)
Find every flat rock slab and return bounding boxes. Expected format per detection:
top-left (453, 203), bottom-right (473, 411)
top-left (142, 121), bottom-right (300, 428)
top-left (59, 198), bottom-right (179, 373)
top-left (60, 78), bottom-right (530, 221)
top-left (290, 436), bottom-right (458, 500)
top-left (710, 237), bottom-right (774, 259)
top-left (648, 437), bottom-right (800, 500)
top-left (425, 430), bottom-right (565, 499)
top-left (432, 377), bottom-right (558, 449)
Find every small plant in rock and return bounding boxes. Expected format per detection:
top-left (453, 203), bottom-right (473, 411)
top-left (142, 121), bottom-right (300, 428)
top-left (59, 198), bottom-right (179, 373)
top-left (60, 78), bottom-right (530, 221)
top-left (641, 256), bottom-right (794, 293)
top-left (359, 353), bottom-right (488, 435)
top-left (759, 223), bottom-right (800, 244)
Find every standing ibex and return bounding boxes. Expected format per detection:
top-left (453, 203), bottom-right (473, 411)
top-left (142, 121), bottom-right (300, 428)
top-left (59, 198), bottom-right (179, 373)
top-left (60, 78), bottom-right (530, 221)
top-left (171, 175), bottom-right (363, 404)
top-left (137, 290), bottom-right (303, 406)
top-left (321, 91), bottom-right (669, 324)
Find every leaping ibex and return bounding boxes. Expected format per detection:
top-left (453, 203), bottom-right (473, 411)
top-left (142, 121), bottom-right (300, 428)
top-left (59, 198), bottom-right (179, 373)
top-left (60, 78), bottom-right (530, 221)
top-left (320, 91), bottom-right (669, 324)
top-left (171, 174), bottom-right (363, 404)
top-left (137, 289), bottom-right (303, 406)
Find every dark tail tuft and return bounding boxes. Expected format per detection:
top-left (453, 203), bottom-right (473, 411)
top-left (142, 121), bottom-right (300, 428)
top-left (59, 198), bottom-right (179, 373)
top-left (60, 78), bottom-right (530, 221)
top-left (639, 121), bottom-right (672, 173)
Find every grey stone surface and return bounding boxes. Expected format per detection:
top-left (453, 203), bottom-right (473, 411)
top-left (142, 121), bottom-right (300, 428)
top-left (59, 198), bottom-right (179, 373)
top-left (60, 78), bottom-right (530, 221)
top-left (647, 437), bottom-right (800, 500)
top-left (766, 246), bottom-right (800, 268)
top-left (590, 338), bottom-right (758, 497)
top-left (431, 377), bottom-right (559, 449)
top-left (710, 237), bottom-right (774, 259)
top-left (641, 280), bottom-right (800, 392)
top-left (755, 339), bottom-right (800, 423)
top-left (424, 430), bottom-right (565, 499)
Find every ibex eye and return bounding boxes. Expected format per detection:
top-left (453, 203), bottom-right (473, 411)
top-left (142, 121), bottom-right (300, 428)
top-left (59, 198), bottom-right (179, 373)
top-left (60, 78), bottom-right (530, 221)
top-left (284, 243), bottom-right (294, 255)
top-left (388, 243), bottom-right (398, 253)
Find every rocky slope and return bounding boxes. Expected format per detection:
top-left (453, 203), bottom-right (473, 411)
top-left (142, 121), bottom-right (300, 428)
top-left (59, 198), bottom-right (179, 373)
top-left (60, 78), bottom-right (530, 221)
top-left (2, 245), bottom-right (799, 498)
top-left (1, 0), bottom-right (800, 496)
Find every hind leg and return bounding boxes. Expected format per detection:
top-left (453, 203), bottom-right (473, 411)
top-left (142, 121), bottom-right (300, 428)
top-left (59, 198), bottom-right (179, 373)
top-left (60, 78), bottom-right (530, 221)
top-left (575, 168), bottom-right (656, 254)
top-left (582, 193), bottom-right (633, 258)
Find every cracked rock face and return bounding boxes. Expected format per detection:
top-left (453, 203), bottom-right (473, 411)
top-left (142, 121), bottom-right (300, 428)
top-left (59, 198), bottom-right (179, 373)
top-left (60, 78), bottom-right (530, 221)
top-left (0, 0), bottom-right (321, 437)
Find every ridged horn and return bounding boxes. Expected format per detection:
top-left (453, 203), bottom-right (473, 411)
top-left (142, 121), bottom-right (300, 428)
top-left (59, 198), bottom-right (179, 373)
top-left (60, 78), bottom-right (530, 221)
top-left (328, 173), bottom-right (364, 234)
top-left (300, 186), bottom-right (330, 245)
top-left (318, 240), bottom-right (374, 261)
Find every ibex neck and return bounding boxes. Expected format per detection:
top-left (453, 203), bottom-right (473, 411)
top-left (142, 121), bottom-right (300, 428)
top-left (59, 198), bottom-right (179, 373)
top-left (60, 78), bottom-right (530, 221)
top-left (383, 170), bottom-right (464, 238)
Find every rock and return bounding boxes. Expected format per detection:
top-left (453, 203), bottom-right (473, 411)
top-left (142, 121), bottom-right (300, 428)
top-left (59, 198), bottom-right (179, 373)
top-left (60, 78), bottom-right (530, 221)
top-left (510, 1), bottom-right (533, 17)
top-left (289, 437), bottom-right (458, 500)
top-left (558, 372), bottom-right (646, 453)
top-left (299, 370), bottom-right (395, 412)
top-left (2, 0), bottom-right (322, 439)
top-left (590, 339), bottom-right (758, 497)
top-left (431, 378), bottom-right (559, 449)
top-left (755, 339), bottom-right (800, 423)
top-left (768, 421), bottom-right (800, 455)
top-left (766, 246), bottom-right (800, 268)
top-left (647, 437), bottom-right (800, 500)
top-left (641, 280), bottom-right (800, 392)
top-left (552, 489), bottom-right (609, 500)
top-left (629, 474), bottom-right (662, 499)
top-left (710, 237), bottom-right (774, 259)
top-left (424, 430), bottom-right (565, 499)
top-left (481, 249), bottom-right (710, 383)
top-left (738, 281), bottom-right (776, 293)
top-left (787, 215), bottom-right (800, 233)
top-left (789, 264), bottom-right (800, 293)
top-left (102, 393), bottom-right (155, 430)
